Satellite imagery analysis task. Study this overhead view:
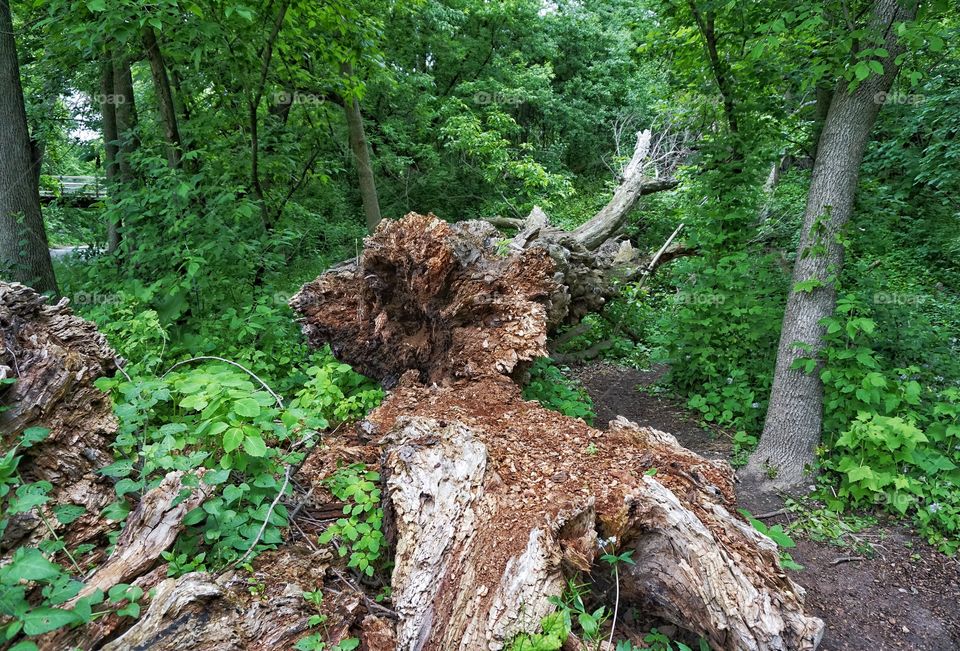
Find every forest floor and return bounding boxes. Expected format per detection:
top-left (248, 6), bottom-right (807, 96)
top-left (572, 362), bottom-right (960, 651)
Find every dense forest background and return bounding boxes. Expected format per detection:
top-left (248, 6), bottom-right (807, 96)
top-left (1, 0), bottom-right (959, 648)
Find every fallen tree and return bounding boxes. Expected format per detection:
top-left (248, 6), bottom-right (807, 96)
top-left (291, 215), bottom-right (825, 650)
top-left (0, 152), bottom-right (821, 648)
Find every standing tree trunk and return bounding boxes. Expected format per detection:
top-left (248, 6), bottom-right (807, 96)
top-left (341, 62), bottom-right (382, 232)
top-left (113, 54), bottom-right (139, 183)
top-left (0, 0), bottom-right (58, 295)
top-left (142, 26), bottom-right (184, 169)
top-left (745, 0), bottom-right (918, 489)
top-left (100, 56), bottom-right (122, 254)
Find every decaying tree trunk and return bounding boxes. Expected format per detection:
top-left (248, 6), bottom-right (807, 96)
top-left (0, 282), bottom-right (118, 555)
top-left (291, 216), bottom-right (825, 650)
top-left (0, 283), bottom-right (401, 650)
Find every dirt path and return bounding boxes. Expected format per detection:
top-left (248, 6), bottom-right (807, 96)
top-left (572, 362), bottom-right (960, 651)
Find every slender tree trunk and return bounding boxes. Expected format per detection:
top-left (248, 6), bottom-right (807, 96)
top-left (113, 54), bottom-right (139, 182)
top-left (100, 57), bottom-right (122, 253)
top-left (0, 0), bottom-right (57, 294)
top-left (142, 26), bottom-right (183, 169)
top-left (687, 2), bottom-right (739, 150)
top-left (746, 0), bottom-right (918, 489)
top-left (341, 62), bottom-right (381, 232)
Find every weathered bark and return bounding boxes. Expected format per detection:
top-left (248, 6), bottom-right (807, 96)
top-left (746, 0), bottom-right (919, 490)
top-left (0, 282), bottom-right (116, 555)
top-left (292, 216), bottom-right (824, 650)
top-left (142, 25), bottom-right (184, 169)
top-left (341, 62), bottom-right (382, 233)
top-left (571, 130), bottom-right (679, 250)
top-left (113, 53), bottom-right (140, 183)
top-left (0, 1), bottom-right (58, 295)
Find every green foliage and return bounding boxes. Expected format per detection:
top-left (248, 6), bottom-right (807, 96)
top-left (656, 252), bottom-right (786, 437)
top-left (804, 293), bottom-right (960, 554)
top-left (522, 359), bottom-right (594, 424)
top-left (0, 427), bottom-right (125, 644)
top-left (506, 612), bottom-right (568, 651)
top-left (740, 509), bottom-right (803, 571)
top-left (95, 355), bottom-right (381, 570)
top-left (294, 589), bottom-right (360, 651)
top-left (318, 464), bottom-right (386, 577)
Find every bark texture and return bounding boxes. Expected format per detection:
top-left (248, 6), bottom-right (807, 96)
top-left (0, 282), bottom-right (117, 555)
top-left (747, 0), bottom-right (919, 490)
top-left (142, 25), bottom-right (184, 169)
top-left (341, 62), bottom-right (383, 233)
top-left (292, 216), bottom-right (824, 650)
top-left (100, 57), bottom-right (121, 253)
top-left (0, 1), bottom-right (58, 294)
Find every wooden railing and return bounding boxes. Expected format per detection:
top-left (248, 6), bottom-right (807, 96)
top-left (39, 176), bottom-right (106, 203)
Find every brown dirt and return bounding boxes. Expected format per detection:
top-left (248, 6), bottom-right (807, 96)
top-left (573, 361), bottom-right (960, 651)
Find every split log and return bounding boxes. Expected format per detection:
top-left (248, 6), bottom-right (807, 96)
top-left (292, 217), bottom-right (824, 650)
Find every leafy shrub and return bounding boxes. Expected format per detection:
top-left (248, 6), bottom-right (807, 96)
top-left (655, 252), bottom-right (786, 434)
top-left (522, 359), bottom-right (595, 424)
top-left (318, 464), bottom-right (386, 577)
top-left (95, 355), bottom-right (382, 570)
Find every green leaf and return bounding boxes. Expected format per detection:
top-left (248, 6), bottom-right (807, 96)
top-left (22, 607), bottom-right (78, 635)
top-left (5, 549), bottom-right (62, 582)
top-left (223, 427), bottom-right (244, 453)
top-left (242, 435), bottom-right (268, 457)
top-left (233, 398), bottom-right (261, 419)
top-left (52, 504), bottom-right (86, 525)
top-left (20, 427), bottom-right (51, 447)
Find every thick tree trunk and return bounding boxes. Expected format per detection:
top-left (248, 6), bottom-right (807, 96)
top-left (142, 26), bottom-right (184, 169)
top-left (0, 1), bottom-right (58, 295)
top-left (341, 62), bottom-right (382, 233)
top-left (746, 0), bottom-right (918, 490)
top-left (291, 215), bottom-right (824, 650)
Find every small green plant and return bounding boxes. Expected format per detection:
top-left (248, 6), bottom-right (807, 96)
top-left (783, 497), bottom-right (877, 556)
top-left (523, 359), bottom-right (595, 424)
top-left (318, 463), bottom-right (386, 577)
top-left (548, 580), bottom-right (608, 647)
top-left (740, 510), bottom-right (803, 571)
top-left (639, 629), bottom-right (710, 651)
top-left (294, 588), bottom-right (360, 651)
top-left (506, 611), bottom-right (568, 651)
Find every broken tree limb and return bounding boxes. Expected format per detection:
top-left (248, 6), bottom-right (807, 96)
top-left (292, 217), bottom-right (824, 650)
top-left (72, 469), bottom-right (211, 601)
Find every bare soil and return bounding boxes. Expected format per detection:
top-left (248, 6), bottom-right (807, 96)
top-left (572, 361), bottom-right (960, 651)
